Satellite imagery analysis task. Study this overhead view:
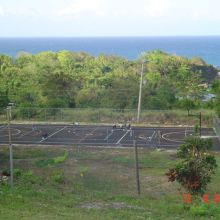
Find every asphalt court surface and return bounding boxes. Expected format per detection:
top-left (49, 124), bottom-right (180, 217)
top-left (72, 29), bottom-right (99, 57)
top-left (0, 124), bottom-right (219, 150)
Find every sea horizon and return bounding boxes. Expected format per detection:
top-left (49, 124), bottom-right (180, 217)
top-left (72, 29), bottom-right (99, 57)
top-left (0, 36), bottom-right (220, 67)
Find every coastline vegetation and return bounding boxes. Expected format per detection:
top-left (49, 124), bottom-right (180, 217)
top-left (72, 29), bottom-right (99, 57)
top-left (0, 50), bottom-right (219, 116)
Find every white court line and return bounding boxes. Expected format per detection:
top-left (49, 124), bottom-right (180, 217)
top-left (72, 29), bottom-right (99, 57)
top-left (0, 125), bottom-right (6, 130)
top-left (162, 131), bottom-right (188, 143)
top-left (149, 131), bottom-right (156, 141)
top-left (201, 135), bottom-right (218, 138)
top-left (138, 130), bottom-right (155, 141)
top-left (0, 128), bottom-right (21, 137)
top-left (18, 130), bottom-right (35, 138)
top-left (116, 130), bottom-right (130, 145)
top-left (78, 127), bottom-right (100, 143)
top-left (104, 130), bottom-right (113, 140)
top-left (39, 126), bottom-right (67, 143)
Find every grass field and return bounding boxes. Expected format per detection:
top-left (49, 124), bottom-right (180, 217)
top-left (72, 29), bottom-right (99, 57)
top-left (0, 145), bottom-right (220, 220)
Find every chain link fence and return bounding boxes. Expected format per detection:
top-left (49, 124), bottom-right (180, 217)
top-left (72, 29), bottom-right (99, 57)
top-left (0, 107), bottom-right (215, 127)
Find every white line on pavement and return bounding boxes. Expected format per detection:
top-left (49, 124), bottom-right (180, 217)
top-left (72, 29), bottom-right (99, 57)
top-left (39, 126), bottom-right (67, 143)
top-left (104, 130), bottom-right (113, 140)
top-left (0, 125), bottom-right (6, 130)
top-left (116, 130), bottom-right (130, 145)
top-left (18, 130), bottom-right (35, 138)
top-left (78, 127), bottom-right (100, 143)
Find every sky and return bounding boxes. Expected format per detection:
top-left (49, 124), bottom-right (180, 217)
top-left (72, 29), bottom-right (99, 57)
top-left (0, 0), bottom-right (220, 37)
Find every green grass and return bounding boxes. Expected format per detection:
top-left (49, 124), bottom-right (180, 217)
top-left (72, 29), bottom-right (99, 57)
top-left (0, 146), bottom-right (220, 219)
top-left (34, 150), bottom-right (68, 167)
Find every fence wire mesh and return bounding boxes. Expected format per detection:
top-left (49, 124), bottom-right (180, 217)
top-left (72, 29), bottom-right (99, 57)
top-left (0, 107), bottom-right (215, 127)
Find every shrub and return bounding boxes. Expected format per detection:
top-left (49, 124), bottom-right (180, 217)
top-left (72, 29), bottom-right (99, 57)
top-left (166, 137), bottom-right (217, 196)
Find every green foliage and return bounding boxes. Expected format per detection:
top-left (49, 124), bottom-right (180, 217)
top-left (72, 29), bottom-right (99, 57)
top-left (194, 124), bottom-right (200, 135)
top-left (0, 50), bottom-right (218, 110)
top-left (13, 168), bottom-right (22, 177)
top-left (190, 203), bottom-right (220, 216)
top-left (53, 151), bottom-right (68, 164)
top-left (166, 137), bottom-right (217, 196)
top-left (35, 151), bottom-right (68, 167)
top-left (112, 156), bottom-right (133, 165)
top-left (52, 171), bottom-right (64, 183)
top-left (211, 79), bottom-right (220, 116)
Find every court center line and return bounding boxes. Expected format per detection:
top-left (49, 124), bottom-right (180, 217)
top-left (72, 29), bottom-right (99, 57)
top-left (116, 130), bottom-right (130, 145)
top-left (39, 126), bottom-right (67, 143)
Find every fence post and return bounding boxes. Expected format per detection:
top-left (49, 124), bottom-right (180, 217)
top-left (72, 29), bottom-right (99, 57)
top-left (134, 140), bottom-right (140, 195)
top-left (98, 110), bottom-right (100, 122)
top-left (7, 106), bottom-right (13, 187)
top-left (107, 128), bottom-right (108, 144)
top-left (44, 108), bottom-right (46, 121)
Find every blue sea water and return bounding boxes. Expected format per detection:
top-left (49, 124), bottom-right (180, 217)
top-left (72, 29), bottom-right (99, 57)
top-left (0, 36), bottom-right (220, 67)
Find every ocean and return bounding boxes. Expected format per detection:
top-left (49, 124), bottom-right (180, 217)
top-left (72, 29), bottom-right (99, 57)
top-left (0, 36), bottom-right (220, 67)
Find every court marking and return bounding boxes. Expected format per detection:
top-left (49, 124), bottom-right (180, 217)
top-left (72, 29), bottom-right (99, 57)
top-left (138, 130), bottom-right (154, 141)
top-left (0, 139), bottom-right (180, 147)
top-left (0, 124), bottom-right (218, 149)
top-left (18, 130), bottom-right (36, 138)
top-left (78, 126), bottom-right (100, 143)
top-left (0, 128), bottom-right (21, 137)
top-left (201, 135), bottom-right (218, 138)
top-left (39, 126), bottom-right (67, 143)
top-left (0, 125), bottom-right (6, 130)
top-left (104, 129), bottom-right (114, 141)
top-left (116, 130), bottom-right (130, 145)
top-left (149, 130), bottom-right (157, 141)
top-left (162, 130), bottom-right (194, 143)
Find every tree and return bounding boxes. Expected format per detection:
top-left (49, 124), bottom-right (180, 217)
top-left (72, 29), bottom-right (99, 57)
top-left (211, 79), bottom-right (220, 116)
top-left (0, 55), bottom-right (14, 107)
top-left (166, 137), bottom-right (217, 197)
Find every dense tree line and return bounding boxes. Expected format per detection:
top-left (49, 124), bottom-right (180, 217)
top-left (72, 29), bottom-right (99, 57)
top-left (0, 50), bottom-right (219, 113)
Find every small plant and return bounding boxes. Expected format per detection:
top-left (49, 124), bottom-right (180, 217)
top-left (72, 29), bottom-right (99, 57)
top-left (190, 203), bottom-right (220, 216)
top-left (194, 124), bottom-right (199, 136)
top-left (34, 151), bottom-right (68, 167)
top-left (166, 136), bottom-right (217, 196)
top-left (79, 166), bottom-right (90, 177)
top-left (53, 151), bottom-right (68, 164)
top-left (13, 168), bottom-right (22, 177)
top-left (52, 172), bottom-right (64, 184)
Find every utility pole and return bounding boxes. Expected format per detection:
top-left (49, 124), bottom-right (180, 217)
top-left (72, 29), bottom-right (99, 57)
top-left (137, 62), bottom-right (144, 123)
top-left (7, 105), bottom-right (13, 187)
